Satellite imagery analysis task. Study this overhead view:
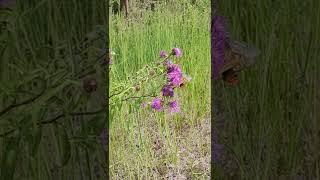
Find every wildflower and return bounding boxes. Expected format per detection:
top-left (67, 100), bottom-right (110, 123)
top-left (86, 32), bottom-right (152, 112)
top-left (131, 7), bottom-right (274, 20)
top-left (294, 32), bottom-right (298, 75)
top-left (151, 97), bottom-right (163, 111)
top-left (168, 73), bottom-right (182, 86)
top-left (160, 50), bottom-right (168, 58)
top-left (167, 63), bottom-right (182, 74)
top-left (168, 100), bottom-right (180, 113)
top-left (0, 0), bottom-right (15, 9)
top-left (213, 142), bottom-right (225, 165)
top-left (162, 85), bottom-right (174, 97)
top-left (172, 47), bottom-right (182, 58)
top-left (167, 64), bottom-right (183, 86)
top-left (212, 15), bottom-right (228, 80)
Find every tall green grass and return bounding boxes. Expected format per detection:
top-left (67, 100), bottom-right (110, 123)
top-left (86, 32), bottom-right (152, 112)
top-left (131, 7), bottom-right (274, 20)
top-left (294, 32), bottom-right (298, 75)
top-left (216, 0), bottom-right (320, 178)
top-left (110, 1), bottom-right (211, 178)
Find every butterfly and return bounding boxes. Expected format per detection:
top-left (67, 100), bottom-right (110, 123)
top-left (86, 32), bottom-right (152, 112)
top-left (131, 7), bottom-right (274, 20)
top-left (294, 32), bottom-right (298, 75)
top-left (220, 40), bottom-right (260, 86)
top-left (179, 73), bottom-right (192, 88)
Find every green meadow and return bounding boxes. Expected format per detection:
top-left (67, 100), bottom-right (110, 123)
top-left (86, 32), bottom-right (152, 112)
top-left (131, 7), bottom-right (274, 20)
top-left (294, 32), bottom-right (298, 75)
top-left (109, 1), bottom-right (211, 179)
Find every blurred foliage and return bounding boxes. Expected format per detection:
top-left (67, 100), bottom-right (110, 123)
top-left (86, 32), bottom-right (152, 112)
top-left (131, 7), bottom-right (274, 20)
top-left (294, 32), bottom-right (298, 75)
top-left (0, 0), bottom-right (108, 179)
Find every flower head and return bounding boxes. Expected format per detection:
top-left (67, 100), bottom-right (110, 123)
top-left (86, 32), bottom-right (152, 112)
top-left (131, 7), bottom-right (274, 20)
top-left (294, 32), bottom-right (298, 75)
top-left (168, 100), bottom-right (180, 113)
top-left (162, 85), bottom-right (174, 97)
top-left (167, 64), bottom-right (183, 86)
top-left (0, 0), bottom-right (15, 9)
top-left (151, 98), bottom-right (163, 111)
top-left (167, 63), bottom-right (182, 74)
top-left (172, 48), bottom-right (182, 58)
top-left (160, 50), bottom-right (168, 58)
top-left (212, 15), bottom-right (228, 80)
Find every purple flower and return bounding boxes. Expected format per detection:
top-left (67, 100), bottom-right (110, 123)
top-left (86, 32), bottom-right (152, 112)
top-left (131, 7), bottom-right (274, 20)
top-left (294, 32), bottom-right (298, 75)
top-left (151, 98), bottom-right (163, 111)
top-left (212, 15), bottom-right (228, 80)
top-left (172, 48), bottom-right (182, 58)
top-left (167, 64), bottom-right (182, 74)
top-left (212, 130), bottom-right (225, 165)
top-left (0, 0), bottom-right (15, 9)
top-left (168, 73), bottom-right (182, 86)
top-left (160, 50), bottom-right (168, 58)
top-left (167, 64), bottom-right (183, 86)
top-left (168, 101), bottom-right (180, 113)
top-left (162, 85), bottom-right (174, 97)
top-left (213, 143), bottom-right (225, 165)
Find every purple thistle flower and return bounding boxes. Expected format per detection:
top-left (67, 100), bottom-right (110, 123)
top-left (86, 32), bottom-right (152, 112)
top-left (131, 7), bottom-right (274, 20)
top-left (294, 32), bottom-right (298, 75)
top-left (0, 0), bottom-right (15, 9)
top-left (162, 85), bottom-right (174, 97)
top-left (172, 47), bottom-right (182, 58)
top-left (213, 143), bottom-right (226, 165)
top-left (151, 98), bottom-right (163, 111)
top-left (167, 64), bottom-right (183, 86)
top-left (168, 73), bottom-right (182, 86)
top-left (168, 101), bottom-right (180, 113)
top-left (212, 15), bottom-right (228, 80)
top-left (167, 64), bottom-right (182, 74)
top-left (160, 50), bottom-right (168, 58)
top-left (212, 130), bottom-right (225, 165)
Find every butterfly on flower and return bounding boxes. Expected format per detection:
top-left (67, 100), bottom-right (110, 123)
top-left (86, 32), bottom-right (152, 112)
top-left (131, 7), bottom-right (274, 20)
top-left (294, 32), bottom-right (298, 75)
top-left (179, 73), bottom-right (192, 88)
top-left (220, 40), bottom-right (260, 86)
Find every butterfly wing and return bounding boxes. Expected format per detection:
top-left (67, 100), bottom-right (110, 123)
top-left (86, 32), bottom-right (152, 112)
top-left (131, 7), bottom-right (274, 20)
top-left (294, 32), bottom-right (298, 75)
top-left (228, 40), bottom-right (260, 69)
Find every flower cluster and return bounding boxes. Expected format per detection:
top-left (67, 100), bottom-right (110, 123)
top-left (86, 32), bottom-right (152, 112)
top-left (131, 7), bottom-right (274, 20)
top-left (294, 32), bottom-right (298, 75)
top-left (149, 47), bottom-right (190, 114)
top-left (212, 15), bottom-right (228, 80)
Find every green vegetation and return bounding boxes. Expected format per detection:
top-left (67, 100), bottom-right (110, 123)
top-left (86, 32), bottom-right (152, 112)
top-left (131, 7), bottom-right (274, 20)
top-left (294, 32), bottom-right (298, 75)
top-left (215, 0), bottom-right (320, 179)
top-left (110, 1), bottom-right (211, 178)
top-left (1, 1), bottom-right (107, 179)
